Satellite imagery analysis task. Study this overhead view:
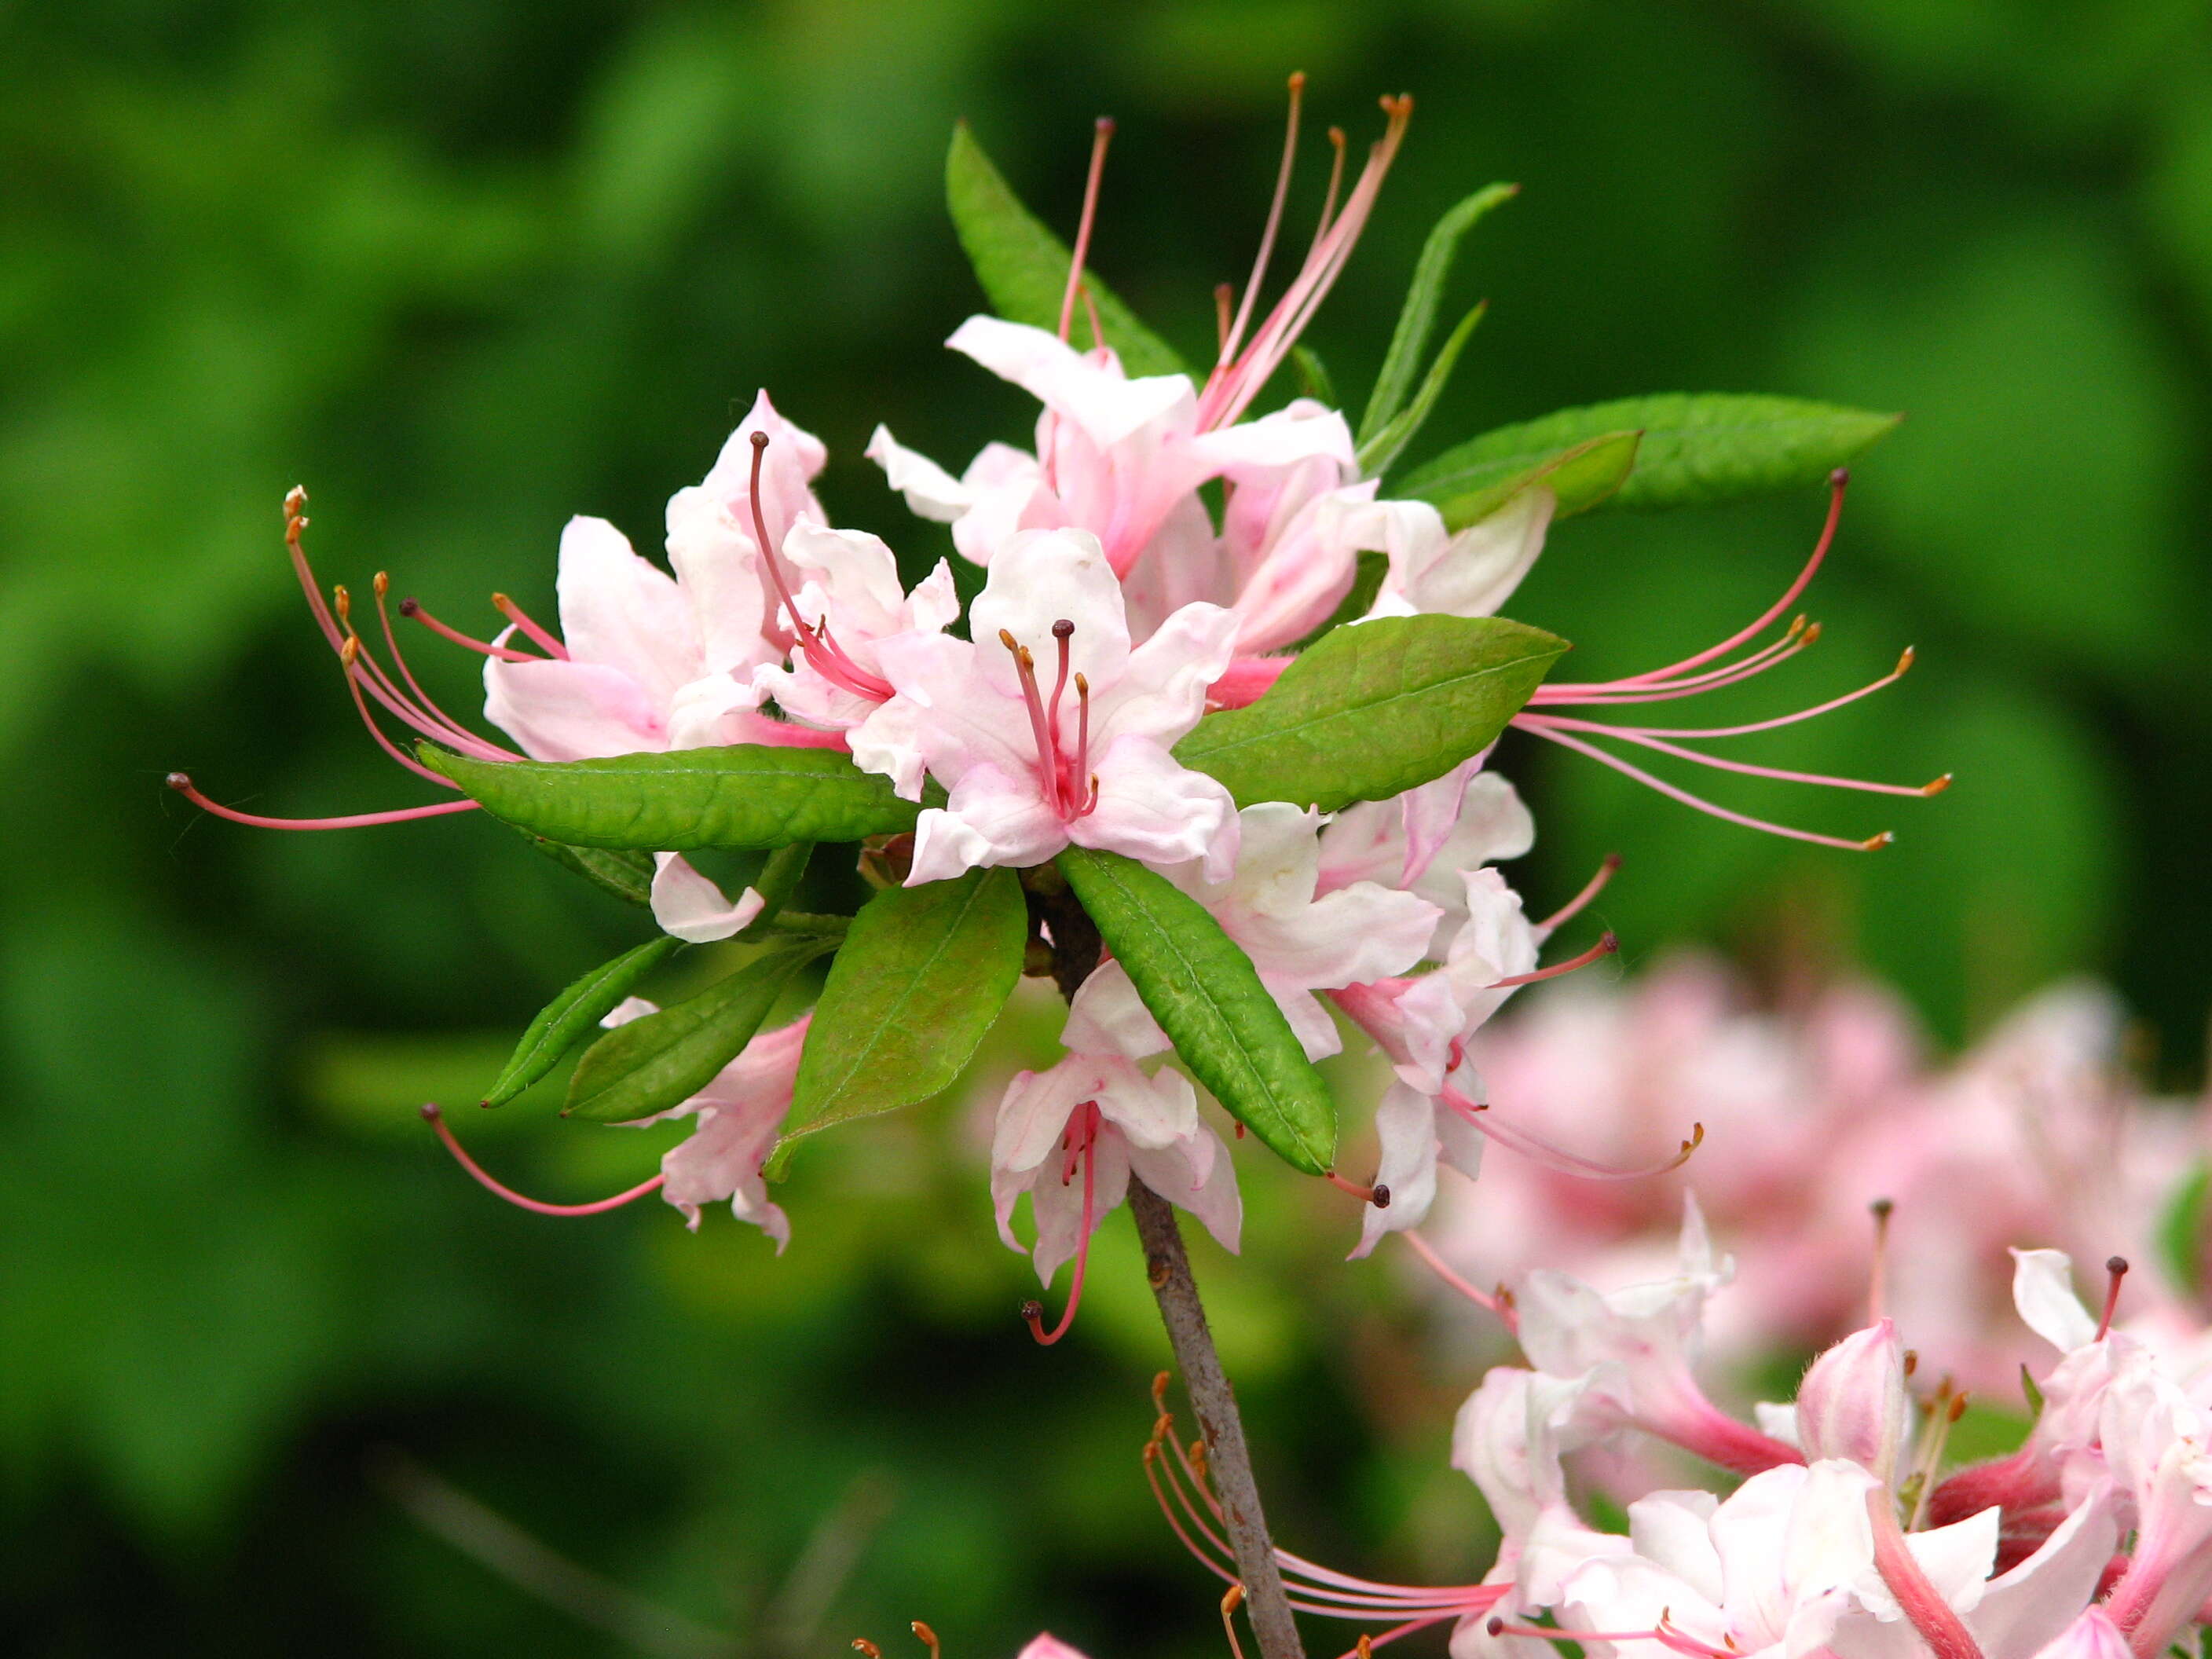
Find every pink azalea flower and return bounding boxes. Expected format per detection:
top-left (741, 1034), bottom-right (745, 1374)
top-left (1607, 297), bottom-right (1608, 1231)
top-left (991, 1049), bottom-right (1240, 1343)
top-left (859, 528), bottom-right (1242, 885)
top-left (601, 998), bottom-right (808, 1245)
top-left (1062, 801), bottom-right (1440, 1064)
top-left (1347, 487), bottom-right (1556, 624)
top-left (1798, 1320), bottom-right (1912, 1483)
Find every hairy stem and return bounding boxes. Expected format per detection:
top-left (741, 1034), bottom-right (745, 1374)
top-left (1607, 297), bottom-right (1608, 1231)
top-left (1128, 1181), bottom-right (1308, 1659)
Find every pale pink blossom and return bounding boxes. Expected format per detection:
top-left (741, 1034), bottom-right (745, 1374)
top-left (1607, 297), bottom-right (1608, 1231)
top-left (1063, 801), bottom-right (1439, 1065)
top-left (1351, 487), bottom-right (1556, 624)
top-left (602, 998), bottom-right (807, 1244)
top-left (859, 528), bottom-right (1241, 885)
top-left (1797, 1320), bottom-right (1911, 1483)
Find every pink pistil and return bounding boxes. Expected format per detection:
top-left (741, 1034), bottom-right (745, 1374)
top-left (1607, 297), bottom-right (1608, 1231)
top-left (1324, 1170), bottom-right (1390, 1208)
top-left (1058, 119), bottom-right (1115, 345)
top-left (419, 1103), bottom-right (665, 1217)
top-left (2097, 1254), bottom-right (2130, 1339)
top-left (1489, 930), bottom-right (1617, 989)
top-left (168, 772), bottom-right (481, 831)
top-left (1025, 1101), bottom-right (1101, 1346)
top-left (1867, 1487), bottom-right (1990, 1659)
top-left (400, 598), bottom-right (542, 662)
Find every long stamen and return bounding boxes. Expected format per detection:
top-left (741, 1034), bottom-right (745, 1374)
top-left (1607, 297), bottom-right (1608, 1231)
top-left (1613, 472), bottom-right (1849, 690)
top-left (372, 575), bottom-right (521, 757)
top-left (1593, 647), bottom-right (1917, 738)
top-left (1538, 855), bottom-right (1621, 932)
top-left (1219, 72), bottom-right (1306, 368)
top-left (1070, 672), bottom-right (1094, 819)
top-left (1440, 1085), bottom-right (1701, 1181)
top-left (1313, 128), bottom-right (1348, 243)
top-left (1488, 930), bottom-right (1618, 989)
top-left (1526, 716), bottom-right (1950, 798)
top-left (750, 431), bottom-right (808, 653)
top-left (1024, 1103), bottom-right (1101, 1345)
top-left (1536, 618), bottom-right (1810, 703)
top-left (491, 592), bottom-right (569, 660)
top-left (1518, 720), bottom-right (1893, 851)
top-left (401, 597), bottom-right (542, 662)
top-left (419, 1104), bottom-right (665, 1216)
top-left (167, 772), bottom-right (480, 831)
top-left (1059, 119), bottom-right (1115, 345)
top-left (337, 635), bottom-right (469, 784)
top-left (1399, 1231), bottom-right (1513, 1326)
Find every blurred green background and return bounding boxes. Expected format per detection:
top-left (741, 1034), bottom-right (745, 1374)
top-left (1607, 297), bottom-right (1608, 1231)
top-left (5, 0), bottom-right (2208, 1651)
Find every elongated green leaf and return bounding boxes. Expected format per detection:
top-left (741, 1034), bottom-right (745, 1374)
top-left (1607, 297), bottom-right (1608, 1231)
top-left (1175, 614), bottom-right (1568, 812)
top-left (1360, 181), bottom-right (1518, 446)
top-left (1400, 393), bottom-right (1899, 512)
top-left (2160, 1160), bottom-right (2211, 1296)
top-left (781, 867), bottom-right (1026, 1149)
top-left (485, 936), bottom-right (683, 1107)
top-left (421, 744), bottom-right (919, 851)
top-left (947, 123), bottom-right (1184, 378)
top-left (1055, 848), bottom-right (1333, 1175)
top-left (1291, 346), bottom-right (1337, 408)
top-left (1356, 301), bottom-right (1486, 480)
top-left (563, 943), bottom-right (826, 1123)
top-left (1425, 428), bottom-right (1642, 530)
top-left (509, 826), bottom-right (657, 906)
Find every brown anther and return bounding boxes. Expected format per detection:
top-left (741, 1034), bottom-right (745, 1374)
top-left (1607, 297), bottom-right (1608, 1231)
top-left (1896, 645), bottom-right (1917, 674)
top-left (1152, 1371), bottom-right (1171, 1411)
top-left (284, 484), bottom-right (309, 515)
top-left (998, 628), bottom-right (1020, 652)
top-left (1801, 621), bottom-right (1824, 646)
top-left (854, 1642), bottom-right (883, 1659)
top-left (373, 571), bottom-right (389, 596)
top-left (339, 635), bottom-right (360, 668)
top-left (1018, 646), bottom-right (1035, 671)
top-left (1232, 1122), bottom-right (1246, 1138)
top-left (333, 584), bottom-right (352, 622)
top-left (1358, 1638), bottom-right (1374, 1659)
top-left (1862, 831), bottom-right (1896, 851)
top-left (1948, 1393), bottom-right (1969, 1423)
top-left (1073, 672), bottom-right (1089, 696)
top-left (1904, 1349), bottom-right (1919, 1377)
top-left (1923, 775), bottom-right (1954, 796)
top-left (912, 1622), bottom-right (941, 1659)
top-left (1287, 71), bottom-right (1306, 92)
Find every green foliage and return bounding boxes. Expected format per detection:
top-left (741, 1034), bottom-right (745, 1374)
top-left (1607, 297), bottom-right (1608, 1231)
top-left (2160, 1162), bottom-right (2211, 1296)
top-left (1055, 848), bottom-right (1335, 1175)
top-left (563, 943), bottom-right (826, 1122)
top-left (508, 830), bottom-right (658, 907)
top-left (421, 744), bottom-right (921, 851)
top-left (1427, 429), bottom-right (1643, 530)
top-left (946, 123), bottom-right (1185, 377)
top-left (484, 934), bottom-right (684, 1107)
top-left (778, 868), bottom-right (1027, 1155)
top-left (1359, 182), bottom-right (1518, 447)
top-left (1356, 301), bottom-right (1486, 480)
top-left (1401, 394), bottom-right (1899, 512)
top-left (1175, 614), bottom-right (1569, 811)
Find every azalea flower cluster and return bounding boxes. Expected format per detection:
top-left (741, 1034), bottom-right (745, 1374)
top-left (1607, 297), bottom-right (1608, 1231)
top-left (170, 90), bottom-right (1930, 1346)
top-left (1151, 1211), bottom-right (2212, 1659)
top-left (1419, 963), bottom-right (2208, 1395)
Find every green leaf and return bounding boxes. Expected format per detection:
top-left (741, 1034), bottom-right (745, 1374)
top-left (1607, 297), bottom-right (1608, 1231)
top-left (420, 744), bottom-right (920, 851)
top-left (484, 936), bottom-right (684, 1107)
top-left (1055, 848), bottom-right (1335, 1175)
top-left (508, 826), bottom-right (657, 906)
top-left (1356, 300), bottom-right (1485, 480)
top-left (946, 123), bottom-right (1184, 378)
top-left (2159, 1160), bottom-right (2211, 1296)
top-left (1360, 182), bottom-right (1518, 445)
top-left (1398, 393), bottom-right (1899, 512)
top-left (780, 867), bottom-right (1026, 1152)
top-left (1174, 613), bottom-right (1568, 812)
top-left (563, 943), bottom-right (827, 1123)
top-left (1423, 428), bottom-right (1643, 531)
top-left (1291, 346), bottom-right (1337, 408)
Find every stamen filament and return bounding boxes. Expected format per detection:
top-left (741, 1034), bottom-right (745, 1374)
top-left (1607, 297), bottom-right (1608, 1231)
top-left (1591, 648), bottom-right (1917, 737)
top-left (492, 592), bottom-right (570, 660)
top-left (1516, 720), bottom-right (1892, 851)
top-left (1440, 1086), bottom-right (1701, 1181)
top-left (1535, 620), bottom-right (1809, 704)
top-left (168, 773), bottom-right (481, 831)
top-left (419, 1103), bottom-right (665, 1216)
top-left (1538, 855), bottom-right (1621, 932)
top-left (1059, 119), bottom-right (1115, 345)
top-left (401, 598), bottom-right (542, 663)
top-left (1219, 73), bottom-right (1305, 368)
top-left (1524, 716), bottom-right (1945, 798)
top-left (1399, 1231), bottom-right (1513, 1326)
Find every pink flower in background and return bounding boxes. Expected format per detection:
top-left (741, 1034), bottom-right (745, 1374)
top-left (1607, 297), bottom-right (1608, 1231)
top-left (860, 529), bottom-right (1242, 885)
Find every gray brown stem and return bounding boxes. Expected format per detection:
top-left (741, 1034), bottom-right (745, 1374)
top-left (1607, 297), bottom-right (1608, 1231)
top-left (1127, 1180), bottom-right (1307, 1659)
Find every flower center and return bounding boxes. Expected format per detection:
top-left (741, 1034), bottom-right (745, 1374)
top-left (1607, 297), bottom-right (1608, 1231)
top-left (998, 620), bottom-right (1099, 822)
top-left (748, 431), bottom-right (895, 705)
